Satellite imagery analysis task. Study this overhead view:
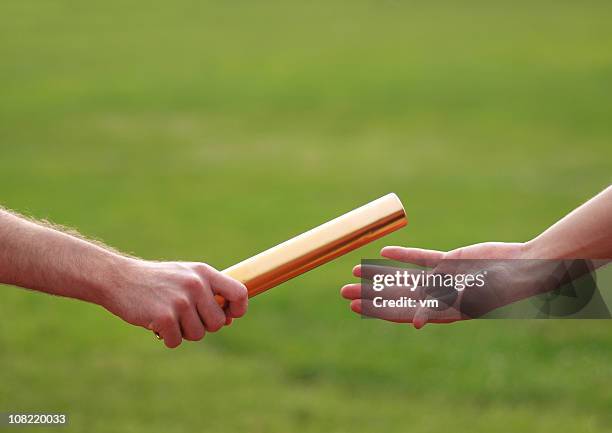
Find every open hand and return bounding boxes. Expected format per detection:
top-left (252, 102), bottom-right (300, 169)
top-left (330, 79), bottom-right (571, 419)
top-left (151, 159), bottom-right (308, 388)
top-left (340, 242), bottom-right (550, 328)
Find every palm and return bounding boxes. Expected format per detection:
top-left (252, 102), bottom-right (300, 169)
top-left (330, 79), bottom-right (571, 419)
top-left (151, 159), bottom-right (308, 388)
top-left (341, 242), bottom-right (528, 327)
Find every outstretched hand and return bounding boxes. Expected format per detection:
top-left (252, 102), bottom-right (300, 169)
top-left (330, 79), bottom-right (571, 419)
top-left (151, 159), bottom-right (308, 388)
top-left (340, 242), bottom-right (541, 328)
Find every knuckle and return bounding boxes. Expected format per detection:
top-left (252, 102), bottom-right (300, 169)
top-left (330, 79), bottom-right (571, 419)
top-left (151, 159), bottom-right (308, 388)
top-left (181, 275), bottom-right (204, 292)
top-left (157, 310), bottom-right (175, 327)
top-left (223, 283), bottom-right (247, 302)
top-left (194, 263), bottom-right (213, 275)
top-left (237, 282), bottom-right (248, 298)
top-left (172, 296), bottom-right (191, 312)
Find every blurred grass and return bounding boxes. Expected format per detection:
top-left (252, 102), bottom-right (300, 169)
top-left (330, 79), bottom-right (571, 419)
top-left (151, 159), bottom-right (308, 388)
top-left (1, 0), bottom-right (612, 432)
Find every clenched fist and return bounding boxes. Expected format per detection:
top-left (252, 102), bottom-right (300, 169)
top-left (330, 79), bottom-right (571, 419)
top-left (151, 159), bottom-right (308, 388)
top-left (103, 260), bottom-right (248, 348)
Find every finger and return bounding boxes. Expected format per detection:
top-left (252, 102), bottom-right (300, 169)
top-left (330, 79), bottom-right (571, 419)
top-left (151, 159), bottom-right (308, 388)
top-left (381, 247), bottom-right (445, 267)
top-left (224, 294), bottom-right (248, 319)
top-left (356, 298), bottom-right (460, 325)
top-left (179, 307), bottom-right (206, 341)
top-left (359, 299), bottom-right (415, 323)
top-left (342, 282), bottom-right (418, 301)
top-left (412, 305), bottom-right (460, 328)
top-left (350, 299), bottom-right (404, 323)
top-left (341, 283), bottom-right (361, 300)
top-left (155, 316), bottom-right (182, 349)
top-left (228, 298), bottom-right (247, 319)
top-left (199, 266), bottom-right (248, 318)
top-left (200, 265), bottom-right (248, 303)
top-left (197, 278), bottom-right (228, 333)
top-left (412, 307), bottom-right (428, 329)
top-left (224, 305), bottom-right (233, 325)
top-left (197, 299), bottom-right (226, 332)
top-left (353, 264), bottom-right (414, 279)
top-left (358, 263), bottom-right (425, 282)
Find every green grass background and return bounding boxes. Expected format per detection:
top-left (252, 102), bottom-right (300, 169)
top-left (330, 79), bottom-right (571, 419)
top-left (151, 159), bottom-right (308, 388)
top-left (1, 1), bottom-right (611, 431)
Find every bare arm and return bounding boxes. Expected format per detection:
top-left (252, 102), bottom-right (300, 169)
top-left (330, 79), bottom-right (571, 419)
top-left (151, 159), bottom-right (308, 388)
top-left (0, 208), bottom-right (248, 348)
top-left (524, 185), bottom-right (612, 259)
top-left (341, 185), bottom-right (612, 326)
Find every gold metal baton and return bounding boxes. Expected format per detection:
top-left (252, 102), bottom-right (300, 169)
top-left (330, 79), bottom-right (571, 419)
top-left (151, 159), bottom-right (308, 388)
top-left (215, 193), bottom-right (407, 305)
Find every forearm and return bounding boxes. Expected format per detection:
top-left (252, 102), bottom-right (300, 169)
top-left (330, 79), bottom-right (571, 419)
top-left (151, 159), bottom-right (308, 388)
top-left (0, 208), bottom-right (133, 306)
top-left (0, 207), bottom-right (247, 348)
top-left (524, 185), bottom-right (612, 259)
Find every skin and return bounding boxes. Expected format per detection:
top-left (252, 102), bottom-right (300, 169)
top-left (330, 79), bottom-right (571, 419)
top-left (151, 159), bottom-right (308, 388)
top-left (0, 208), bottom-right (248, 348)
top-left (341, 185), bottom-right (612, 328)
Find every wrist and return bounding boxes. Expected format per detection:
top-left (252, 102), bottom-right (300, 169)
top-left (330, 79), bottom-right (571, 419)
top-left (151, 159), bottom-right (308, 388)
top-left (91, 254), bottom-right (145, 310)
top-left (522, 232), bottom-right (578, 260)
top-left (521, 238), bottom-right (549, 260)
top-left (513, 242), bottom-right (564, 297)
